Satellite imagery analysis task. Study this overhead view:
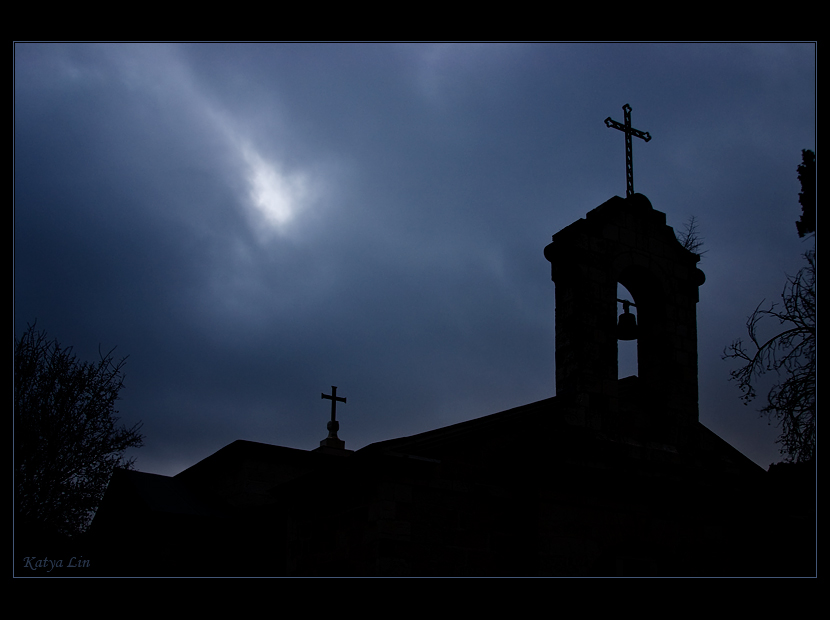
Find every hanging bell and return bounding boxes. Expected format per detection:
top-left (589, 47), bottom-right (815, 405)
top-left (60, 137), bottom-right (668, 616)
top-left (617, 300), bottom-right (638, 341)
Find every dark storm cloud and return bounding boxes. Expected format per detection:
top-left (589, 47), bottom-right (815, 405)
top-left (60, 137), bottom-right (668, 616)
top-left (15, 43), bottom-right (815, 474)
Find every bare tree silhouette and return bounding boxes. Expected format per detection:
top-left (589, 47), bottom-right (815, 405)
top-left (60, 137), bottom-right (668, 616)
top-left (15, 324), bottom-right (144, 536)
top-left (723, 151), bottom-right (815, 463)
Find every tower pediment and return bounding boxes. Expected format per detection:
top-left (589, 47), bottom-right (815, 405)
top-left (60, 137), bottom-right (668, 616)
top-left (544, 194), bottom-right (705, 444)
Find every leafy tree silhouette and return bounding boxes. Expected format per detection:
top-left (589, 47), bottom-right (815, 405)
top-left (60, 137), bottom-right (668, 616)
top-left (15, 323), bottom-right (144, 536)
top-left (796, 149), bottom-right (816, 238)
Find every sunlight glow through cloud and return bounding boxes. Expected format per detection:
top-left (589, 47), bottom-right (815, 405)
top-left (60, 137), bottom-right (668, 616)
top-left (240, 143), bottom-right (310, 236)
top-left (123, 45), bottom-right (317, 240)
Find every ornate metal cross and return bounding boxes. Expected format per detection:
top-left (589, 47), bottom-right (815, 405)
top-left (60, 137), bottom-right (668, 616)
top-left (604, 104), bottom-right (651, 197)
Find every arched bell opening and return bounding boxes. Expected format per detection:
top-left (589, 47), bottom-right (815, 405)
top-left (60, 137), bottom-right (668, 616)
top-left (617, 282), bottom-right (638, 379)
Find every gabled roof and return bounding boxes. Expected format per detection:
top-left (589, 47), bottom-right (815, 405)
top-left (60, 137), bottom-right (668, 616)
top-left (358, 393), bottom-right (764, 481)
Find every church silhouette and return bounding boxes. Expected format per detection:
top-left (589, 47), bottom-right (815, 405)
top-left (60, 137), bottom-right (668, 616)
top-left (86, 189), bottom-right (808, 577)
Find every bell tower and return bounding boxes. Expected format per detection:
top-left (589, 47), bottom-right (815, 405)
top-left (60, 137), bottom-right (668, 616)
top-left (544, 194), bottom-right (705, 444)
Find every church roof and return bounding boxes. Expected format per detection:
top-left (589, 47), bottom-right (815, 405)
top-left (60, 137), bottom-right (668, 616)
top-left (359, 393), bottom-right (763, 480)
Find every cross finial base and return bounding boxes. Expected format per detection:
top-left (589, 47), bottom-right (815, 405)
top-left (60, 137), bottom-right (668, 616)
top-left (319, 436), bottom-right (346, 450)
top-left (323, 419), bottom-right (342, 444)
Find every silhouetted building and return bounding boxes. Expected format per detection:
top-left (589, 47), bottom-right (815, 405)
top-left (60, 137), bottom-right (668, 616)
top-left (86, 194), bottom-right (803, 576)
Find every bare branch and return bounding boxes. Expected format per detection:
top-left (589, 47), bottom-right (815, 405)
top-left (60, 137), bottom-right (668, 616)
top-left (723, 250), bottom-right (815, 462)
top-left (676, 215), bottom-right (707, 256)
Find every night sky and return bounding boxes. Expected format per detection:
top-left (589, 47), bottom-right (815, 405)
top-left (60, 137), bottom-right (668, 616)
top-left (14, 43), bottom-right (815, 476)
